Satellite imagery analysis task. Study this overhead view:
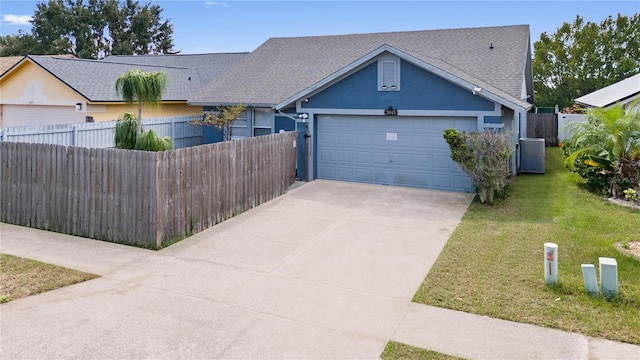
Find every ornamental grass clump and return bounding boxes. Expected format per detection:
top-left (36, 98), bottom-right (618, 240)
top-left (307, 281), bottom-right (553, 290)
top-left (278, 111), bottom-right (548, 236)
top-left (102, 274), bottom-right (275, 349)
top-left (443, 129), bottom-right (513, 204)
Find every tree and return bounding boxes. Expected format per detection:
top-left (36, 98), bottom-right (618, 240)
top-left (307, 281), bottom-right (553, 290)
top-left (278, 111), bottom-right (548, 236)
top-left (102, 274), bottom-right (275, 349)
top-left (0, 0), bottom-right (175, 59)
top-left (532, 14), bottom-right (640, 108)
top-left (564, 103), bottom-right (640, 198)
top-left (443, 129), bottom-right (513, 204)
top-left (0, 30), bottom-right (40, 57)
top-left (191, 104), bottom-right (247, 141)
top-left (115, 69), bottom-right (168, 134)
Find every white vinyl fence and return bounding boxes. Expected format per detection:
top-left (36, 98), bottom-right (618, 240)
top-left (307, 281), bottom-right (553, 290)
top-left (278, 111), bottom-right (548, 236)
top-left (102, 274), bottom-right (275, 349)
top-left (0, 115), bottom-right (202, 149)
top-left (557, 113), bottom-right (588, 141)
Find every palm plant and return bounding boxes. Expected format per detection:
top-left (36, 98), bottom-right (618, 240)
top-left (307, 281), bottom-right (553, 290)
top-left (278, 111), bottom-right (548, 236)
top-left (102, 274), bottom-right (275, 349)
top-left (565, 103), bottom-right (640, 197)
top-left (115, 69), bottom-right (168, 134)
top-left (114, 112), bottom-right (138, 149)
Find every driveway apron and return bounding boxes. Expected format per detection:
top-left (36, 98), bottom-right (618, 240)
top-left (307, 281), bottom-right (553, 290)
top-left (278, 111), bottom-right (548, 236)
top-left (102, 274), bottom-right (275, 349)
top-left (1, 180), bottom-right (473, 359)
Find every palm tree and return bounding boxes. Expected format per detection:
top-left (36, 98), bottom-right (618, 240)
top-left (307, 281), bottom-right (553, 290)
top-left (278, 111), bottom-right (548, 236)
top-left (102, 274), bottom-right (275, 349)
top-left (115, 69), bottom-right (168, 134)
top-left (565, 102), bottom-right (640, 197)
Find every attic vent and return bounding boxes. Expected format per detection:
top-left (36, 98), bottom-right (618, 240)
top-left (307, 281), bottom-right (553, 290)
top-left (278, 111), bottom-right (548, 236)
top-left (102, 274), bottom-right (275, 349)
top-left (378, 57), bottom-right (400, 91)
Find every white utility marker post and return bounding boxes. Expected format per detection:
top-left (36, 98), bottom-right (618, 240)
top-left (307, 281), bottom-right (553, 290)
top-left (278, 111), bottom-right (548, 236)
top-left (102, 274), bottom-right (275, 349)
top-left (581, 264), bottom-right (599, 297)
top-left (544, 243), bottom-right (558, 285)
top-left (599, 257), bottom-right (618, 299)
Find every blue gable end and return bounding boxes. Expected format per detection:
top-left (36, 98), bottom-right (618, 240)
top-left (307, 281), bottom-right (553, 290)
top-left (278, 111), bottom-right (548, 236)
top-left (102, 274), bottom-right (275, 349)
top-left (302, 60), bottom-right (494, 111)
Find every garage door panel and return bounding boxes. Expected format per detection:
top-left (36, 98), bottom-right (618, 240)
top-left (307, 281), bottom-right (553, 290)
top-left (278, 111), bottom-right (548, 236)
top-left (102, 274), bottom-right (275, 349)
top-left (411, 154), bottom-right (432, 168)
top-left (317, 115), bottom-right (475, 191)
top-left (336, 168), bottom-right (353, 180)
top-left (392, 153), bottom-right (412, 166)
top-left (355, 134), bottom-right (372, 145)
top-left (337, 133), bottom-right (353, 145)
top-left (318, 166), bottom-right (335, 178)
top-left (355, 151), bottom-right (372, 163)
top-left (373, 152), bottom-right (390, 164)
top-left (320, 149), bottom-right (335, 161)
top-left (337, 151), bottom-right (352, 162)
top-left (432, 155), bottom-right (453, 169)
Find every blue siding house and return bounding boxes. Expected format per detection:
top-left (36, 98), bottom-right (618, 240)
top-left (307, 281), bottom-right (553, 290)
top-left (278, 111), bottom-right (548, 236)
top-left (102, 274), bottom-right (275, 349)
top-left (189, 25), bottom-right (534, 192)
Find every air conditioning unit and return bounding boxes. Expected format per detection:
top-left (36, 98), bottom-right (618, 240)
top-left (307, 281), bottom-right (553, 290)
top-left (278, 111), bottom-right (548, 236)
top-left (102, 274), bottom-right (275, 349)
top-left (520, 138), bottom-right (545, 173)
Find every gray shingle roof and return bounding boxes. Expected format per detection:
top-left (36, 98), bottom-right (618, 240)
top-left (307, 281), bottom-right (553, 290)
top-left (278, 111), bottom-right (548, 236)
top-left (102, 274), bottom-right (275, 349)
top-left (189, 25), bottom-right (532, 109)
top-left (28, 55), bottom-right (201, 101)
top-left (575, 73), bottom-right (640, 108)
top-left (101, 53), bottom-right (246, 87)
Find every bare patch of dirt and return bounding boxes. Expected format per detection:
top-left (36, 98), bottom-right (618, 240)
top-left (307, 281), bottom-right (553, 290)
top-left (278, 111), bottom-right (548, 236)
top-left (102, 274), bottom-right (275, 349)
top-left (615, 241), bottom-right (640, 260)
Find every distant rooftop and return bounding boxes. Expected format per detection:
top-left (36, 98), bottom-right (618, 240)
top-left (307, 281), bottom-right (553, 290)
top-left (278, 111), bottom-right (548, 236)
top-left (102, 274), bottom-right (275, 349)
top-left (575, 73), bottom-right (640, 108)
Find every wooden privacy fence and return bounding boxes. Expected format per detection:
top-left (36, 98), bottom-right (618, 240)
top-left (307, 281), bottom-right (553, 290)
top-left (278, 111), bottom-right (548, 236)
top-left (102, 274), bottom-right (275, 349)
top-left (0, 132), bottom-right (297, 249)
top-left (527, 113), bottom-right (558, 146)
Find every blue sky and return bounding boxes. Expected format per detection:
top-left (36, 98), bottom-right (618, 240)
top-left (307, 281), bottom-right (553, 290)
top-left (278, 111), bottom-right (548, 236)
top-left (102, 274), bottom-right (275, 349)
top-left (1, 1), bottom-right (638, 54)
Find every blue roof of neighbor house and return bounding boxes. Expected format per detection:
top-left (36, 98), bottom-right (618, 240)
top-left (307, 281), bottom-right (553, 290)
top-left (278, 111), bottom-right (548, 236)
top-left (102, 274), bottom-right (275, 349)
top-left (575, 73), bottom-right (640, 108)
top-left (189, 25), bottom-right (533, 110)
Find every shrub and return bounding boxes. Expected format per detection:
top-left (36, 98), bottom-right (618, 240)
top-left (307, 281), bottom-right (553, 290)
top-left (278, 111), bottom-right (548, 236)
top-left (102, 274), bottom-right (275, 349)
top-left (115, 112), bottom-right (173, 151)
top-left (114, 112), bottom-right (138, 150)
top-left (561, 139), bottom-right (613, 195)
top-left (443, 129), bottom-right (513, 204)
top-left (563, 103), bottom-right (640, 198)
top-left (135, 129), bottom-right (173, 151)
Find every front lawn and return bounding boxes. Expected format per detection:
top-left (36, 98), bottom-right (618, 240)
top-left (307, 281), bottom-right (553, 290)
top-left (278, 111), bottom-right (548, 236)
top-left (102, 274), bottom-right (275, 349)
top-left (413, 148), bottom-right (640, 344)
top-left (0, 254), bottom-right (98, 303)
top-left (381, 341), bottom-right (464, 360)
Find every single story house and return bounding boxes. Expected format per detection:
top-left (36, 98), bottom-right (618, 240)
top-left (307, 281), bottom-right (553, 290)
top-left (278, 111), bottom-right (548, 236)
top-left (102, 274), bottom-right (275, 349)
top-left (575, 73), bottom-right (640, 112)
top-left (0, 53), bottom-right (246, 127)
top-left (189, 25), bottom-right (534, 192)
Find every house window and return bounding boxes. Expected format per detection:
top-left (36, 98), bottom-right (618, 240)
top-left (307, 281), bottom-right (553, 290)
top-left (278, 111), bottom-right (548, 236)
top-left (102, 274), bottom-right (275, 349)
top-left (253, 108), bottom-right (273, 137)
top-left (378, 57), bottom-right (400, 91)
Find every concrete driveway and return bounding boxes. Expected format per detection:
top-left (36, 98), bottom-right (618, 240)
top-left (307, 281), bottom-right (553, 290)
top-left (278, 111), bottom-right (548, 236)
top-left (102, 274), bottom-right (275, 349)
top-left (1, 180), bottom-right (473, 359)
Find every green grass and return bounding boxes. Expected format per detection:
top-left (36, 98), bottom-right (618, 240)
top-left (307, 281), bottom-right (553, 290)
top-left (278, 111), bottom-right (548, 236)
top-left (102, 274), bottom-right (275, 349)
top-left (381, 341), bottom-right (464, 360)
top-left (413, 148), bottom-right (640, 344)
top-left (0, 253), bottom-right (99, 303)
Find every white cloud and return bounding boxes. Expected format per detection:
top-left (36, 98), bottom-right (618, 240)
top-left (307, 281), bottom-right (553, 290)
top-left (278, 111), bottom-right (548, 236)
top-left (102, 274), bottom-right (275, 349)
top-left (204, 1), bottom-right (230, 7)
top-left (3, 14), bottom-right (33, 26)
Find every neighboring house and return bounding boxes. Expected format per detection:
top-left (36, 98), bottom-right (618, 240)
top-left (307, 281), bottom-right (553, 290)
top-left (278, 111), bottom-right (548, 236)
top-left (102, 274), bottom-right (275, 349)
top-left (0, 53), bottom-right (246, 127)
top-left (189, 25), bottom-right (534, 192)
top-left (560, 73), bottom-right (640, 141)
top-left (0, 56), bottom-right (26, 74)
top-left (575, 73), bottom-right (640, 112)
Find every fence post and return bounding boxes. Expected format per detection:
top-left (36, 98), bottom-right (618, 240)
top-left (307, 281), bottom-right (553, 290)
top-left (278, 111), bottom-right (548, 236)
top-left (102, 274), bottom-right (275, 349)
top-left (171, 117), bottom-right (176, 141)
top-left (72, 125), bottom-right (78, 146)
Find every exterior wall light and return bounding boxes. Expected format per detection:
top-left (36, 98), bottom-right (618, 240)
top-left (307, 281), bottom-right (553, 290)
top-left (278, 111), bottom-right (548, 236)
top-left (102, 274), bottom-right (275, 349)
top-left (472, 87), bottom-right (482, 95)
top-left (75, 102), bottom-right (82, 111)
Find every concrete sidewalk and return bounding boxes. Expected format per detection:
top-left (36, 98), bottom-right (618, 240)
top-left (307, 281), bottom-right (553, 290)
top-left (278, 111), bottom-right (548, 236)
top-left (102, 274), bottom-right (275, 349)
top-left (1, 180), bottom-right (639, 359)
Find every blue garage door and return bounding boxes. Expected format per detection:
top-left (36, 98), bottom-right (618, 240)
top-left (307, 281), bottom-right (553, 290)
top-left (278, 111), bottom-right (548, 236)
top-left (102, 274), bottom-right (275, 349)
top-left (317, 115), bottom-right (475, 191)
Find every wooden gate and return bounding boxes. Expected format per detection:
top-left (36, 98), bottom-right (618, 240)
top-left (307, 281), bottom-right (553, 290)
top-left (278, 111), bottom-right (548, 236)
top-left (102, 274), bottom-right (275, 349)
top-left (527, 113), bottom-right (558, 146)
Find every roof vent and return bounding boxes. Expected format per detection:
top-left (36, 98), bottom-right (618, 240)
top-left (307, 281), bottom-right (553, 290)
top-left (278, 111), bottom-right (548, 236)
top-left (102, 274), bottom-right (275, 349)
top-left (489, 42), bottom-right (494, 50)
